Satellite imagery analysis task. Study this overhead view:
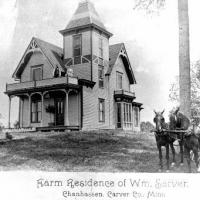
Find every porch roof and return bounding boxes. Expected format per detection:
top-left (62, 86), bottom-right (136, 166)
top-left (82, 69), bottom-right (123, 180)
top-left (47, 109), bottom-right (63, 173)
top-left (132, 101), bottom-right (144, 110)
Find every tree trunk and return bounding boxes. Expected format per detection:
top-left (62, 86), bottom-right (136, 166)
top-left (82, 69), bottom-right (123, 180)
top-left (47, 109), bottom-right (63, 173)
top-left (178, 0), bottom-right (191, 119)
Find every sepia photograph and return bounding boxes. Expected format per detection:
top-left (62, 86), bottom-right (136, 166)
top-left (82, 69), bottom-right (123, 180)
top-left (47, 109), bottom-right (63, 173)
top-left (0, 0), bottom-right (200, 199)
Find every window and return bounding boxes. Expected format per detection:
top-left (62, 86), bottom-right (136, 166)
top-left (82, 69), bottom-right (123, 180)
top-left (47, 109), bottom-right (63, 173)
top-left (73, 34), bottom-right (82, 57)
top-left (123, 103), bottom-right (132, 128)
top-left (99, 98), bottom-right (105, 122)
top-left (31, 100), bottom-right (42, 123)
top-left (32, 67), bottom-right (42, 81)
top-left (134, 107), bottom-right (139, 127)
top-left (116, 72), bottom-right (123, 89)
top-left (98, 66), bottom-right (104, 88)
top-left (99, 37), bottom-right (103, 58)
top-left (116, 103), bottom-right (122, 128)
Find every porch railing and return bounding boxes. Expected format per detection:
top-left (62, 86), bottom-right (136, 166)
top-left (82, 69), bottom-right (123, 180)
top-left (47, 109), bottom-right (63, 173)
top-left (114, 89), bottom-right (135, 98)
top-left (6, 76), bottom-right (78, 92)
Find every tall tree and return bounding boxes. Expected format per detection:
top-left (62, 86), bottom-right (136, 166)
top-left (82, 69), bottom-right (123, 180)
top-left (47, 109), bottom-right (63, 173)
top-left (178, 0), bottom-right (191, 119)
top-left (134, 0), bottom-right (191, 119)
top-left (169, 61), bottom-right (200, 124)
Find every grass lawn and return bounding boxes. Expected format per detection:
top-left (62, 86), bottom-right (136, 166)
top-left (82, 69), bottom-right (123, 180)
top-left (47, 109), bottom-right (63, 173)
top-left (0, 130), bottom-right (197, 172)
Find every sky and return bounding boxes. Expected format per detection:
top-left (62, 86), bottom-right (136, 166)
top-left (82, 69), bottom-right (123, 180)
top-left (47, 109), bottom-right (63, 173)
top-left (0, 0), bottom-right (200, 126)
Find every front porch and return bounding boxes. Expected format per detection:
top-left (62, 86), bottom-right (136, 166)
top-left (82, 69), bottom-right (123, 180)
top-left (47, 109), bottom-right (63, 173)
top-left (5, 77), bottom-right (82, 130)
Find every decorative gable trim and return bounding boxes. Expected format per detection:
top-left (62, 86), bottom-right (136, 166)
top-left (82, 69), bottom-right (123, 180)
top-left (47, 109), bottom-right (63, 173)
top-left (12, 38), bottom-right (55, 80)
top-left (107, 43), bottom-right (136, 84)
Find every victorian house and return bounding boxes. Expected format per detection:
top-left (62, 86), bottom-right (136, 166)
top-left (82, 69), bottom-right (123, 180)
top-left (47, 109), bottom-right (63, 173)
top-left (5, 0), bottom-right (143, 131)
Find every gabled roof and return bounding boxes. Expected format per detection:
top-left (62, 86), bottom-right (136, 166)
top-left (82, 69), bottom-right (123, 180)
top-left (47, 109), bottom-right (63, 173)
top-left (13, 37), bottom-right (136, 85)
top-left (60, 0), bottom-right (112, 37)
top-left (35, 37), bottom-right (65, 70)
top-left (107, 43), bottom-right (136, 84)
top-left (108, 43), bottom-right (124, 74)
top-left (13, 37), bottom-right (65, 79)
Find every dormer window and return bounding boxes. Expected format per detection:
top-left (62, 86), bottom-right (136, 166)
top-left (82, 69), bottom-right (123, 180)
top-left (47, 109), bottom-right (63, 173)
top-left (116, 72), bottom-right (123, 90)
top-left (73, 34), bottom-right (82, 57)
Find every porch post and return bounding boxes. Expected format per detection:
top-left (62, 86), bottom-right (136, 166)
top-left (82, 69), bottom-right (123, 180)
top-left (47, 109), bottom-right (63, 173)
top-left (131, 104), bottom-right (133, 130)
top-left (77, 91), bottom-right (80, 128)
top-left (65, 90), bottom-right (69, 126)
top-left (121, 102), bottom-right (124, 129)
top-left (41, 93), bottom-right (44, 127)
top-left (20, 98), bottom-right (24, 128)
top-left (138, 107), bottom-right (140, 126)
top-left (18, 97), bottom-right (21, 128)
top-left (28, 94), bottom-right (31, 127)
top-left (8, 96), bottom-right (11, 128)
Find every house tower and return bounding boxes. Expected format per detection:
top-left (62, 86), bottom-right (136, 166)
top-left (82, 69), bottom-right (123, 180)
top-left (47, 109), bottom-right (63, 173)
top-left (59, 0), bottom-right (113, 82)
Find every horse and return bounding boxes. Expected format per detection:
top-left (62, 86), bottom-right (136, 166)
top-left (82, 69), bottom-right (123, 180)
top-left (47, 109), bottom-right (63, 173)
top-left (168, 109), bottom-right (187, 165)
top-left (170, 107), bottom-right (200, 173)
top-left (153, 110), bottom-right (176, 171)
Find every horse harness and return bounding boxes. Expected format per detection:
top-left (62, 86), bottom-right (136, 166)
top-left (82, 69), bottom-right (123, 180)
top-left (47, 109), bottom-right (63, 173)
top-left (154, 129), bottom-right (194, 142)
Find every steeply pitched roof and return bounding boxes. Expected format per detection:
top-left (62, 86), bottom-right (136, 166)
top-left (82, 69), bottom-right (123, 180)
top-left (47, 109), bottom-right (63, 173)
top-left (66, 1), bottom-right (105, 29)
top-left (60, 0), bottom-right (112, 37)
top-left (34, 37), bottom-right (65, 71)
top-left (107, 43), bottom-right (124, 74)
top-left (13, 37), bottom-right (65, 79)
top-left (107, 43), bottom-right (136, 84)
top-left (13, 37), bottom-right (136, 85)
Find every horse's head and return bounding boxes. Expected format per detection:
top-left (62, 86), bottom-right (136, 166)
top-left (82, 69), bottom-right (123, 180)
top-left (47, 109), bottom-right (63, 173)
top-left (169, 107), bottom-right (180, 129)
top-left (169, 113), bottom-right (177, 130)
top-left (169, 107), bottom-right (190, 130)
top-left (153, 110), bottom-right (165, 132)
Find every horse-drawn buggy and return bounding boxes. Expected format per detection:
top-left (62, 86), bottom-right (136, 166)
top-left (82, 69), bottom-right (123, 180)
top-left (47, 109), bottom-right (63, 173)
top-left (153, 107), bottom-right (200, 173)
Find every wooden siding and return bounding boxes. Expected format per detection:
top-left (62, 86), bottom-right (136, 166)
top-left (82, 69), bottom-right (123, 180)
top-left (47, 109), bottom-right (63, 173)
top-left (113, 56), bottom-right (130, 91)
top-left (82, 51), bottom-right (136, 130)
top-left (108, 56), bottom-right (140, 131)
top-left (107, 56), bottom-right (131, 129)
top-left (21, 98), bottom-right (29, 127)
top-left (82, 62), bottom-right (113, 130)
top-left (72, 63), bottom-right (91, 80)
top-left (21, 51), bottom-right (53, 82)
top-left (92, 31), bottom-right (109, 61)
top-left (64, 35), bottom-right (73, 59)
top-left (68, 92), bottom-right (79, 126)
top-left (82, 31), bottom-right (91, 55)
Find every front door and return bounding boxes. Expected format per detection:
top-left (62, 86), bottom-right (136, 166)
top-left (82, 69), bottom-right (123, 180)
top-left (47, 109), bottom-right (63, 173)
top-left (55, 98), bottom-right (64, 126)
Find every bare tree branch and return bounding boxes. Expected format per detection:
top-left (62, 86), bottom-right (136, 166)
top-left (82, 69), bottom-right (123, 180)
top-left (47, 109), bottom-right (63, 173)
top-left (133, 0), bottom-right (165, 11)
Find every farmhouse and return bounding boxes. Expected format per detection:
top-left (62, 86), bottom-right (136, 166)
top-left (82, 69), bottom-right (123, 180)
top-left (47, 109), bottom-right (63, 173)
top-left (5, 0), bottom-right (143, 131)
